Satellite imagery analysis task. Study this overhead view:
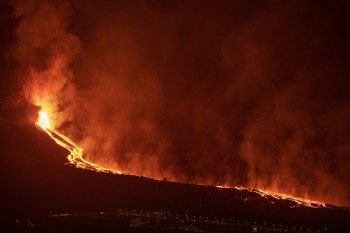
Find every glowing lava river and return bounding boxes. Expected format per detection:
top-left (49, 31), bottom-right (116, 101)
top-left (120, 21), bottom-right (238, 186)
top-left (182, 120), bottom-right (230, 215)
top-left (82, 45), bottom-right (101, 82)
top-left (36, 110), bottom-right (122, 175)
top-left (36, 109), bottom-right (333, 210)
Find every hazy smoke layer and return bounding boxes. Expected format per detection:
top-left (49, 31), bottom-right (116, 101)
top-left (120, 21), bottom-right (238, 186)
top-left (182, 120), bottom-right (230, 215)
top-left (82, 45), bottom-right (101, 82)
top-left (10, 0), bottom-right (350, 206)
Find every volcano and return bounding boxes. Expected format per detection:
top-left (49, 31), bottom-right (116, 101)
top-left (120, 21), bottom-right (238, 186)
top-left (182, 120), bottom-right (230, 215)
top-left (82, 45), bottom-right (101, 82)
top-left (0, 119), bottom-right (349, 233)
top-left (1, 1), bottom-right (350, 232)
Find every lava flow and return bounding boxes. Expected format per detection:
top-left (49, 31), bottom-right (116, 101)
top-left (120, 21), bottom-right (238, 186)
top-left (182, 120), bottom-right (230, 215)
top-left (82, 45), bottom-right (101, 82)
top-left (215, 185), bottom-right (328, 209)
top-left (36, 110), bottom-right (122, 174)
top-left (35, 109), bottom-right (330, 209)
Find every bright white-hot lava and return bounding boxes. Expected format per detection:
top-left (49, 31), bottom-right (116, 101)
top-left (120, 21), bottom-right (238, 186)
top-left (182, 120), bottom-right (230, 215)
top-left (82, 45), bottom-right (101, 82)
top-left (37, 110), bottom-right (50, 129)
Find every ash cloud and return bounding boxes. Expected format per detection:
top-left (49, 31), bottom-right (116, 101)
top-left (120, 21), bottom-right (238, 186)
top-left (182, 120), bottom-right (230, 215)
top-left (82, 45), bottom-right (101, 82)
top-left (10, 0), bottom-right (350, 206)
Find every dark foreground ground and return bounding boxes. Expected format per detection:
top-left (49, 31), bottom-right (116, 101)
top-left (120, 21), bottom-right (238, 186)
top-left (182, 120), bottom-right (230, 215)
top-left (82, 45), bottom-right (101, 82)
top-left (0, 123), bottom-right (349, 233)
top-left (9, 210), bottom-right (329, 233)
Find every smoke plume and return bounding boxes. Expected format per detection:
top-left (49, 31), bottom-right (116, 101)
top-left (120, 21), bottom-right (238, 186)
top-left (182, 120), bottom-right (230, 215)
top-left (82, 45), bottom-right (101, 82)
top-left (10, 0), bottom-right (80, 128)
top-left (9, 0), bottom-right (350, 206)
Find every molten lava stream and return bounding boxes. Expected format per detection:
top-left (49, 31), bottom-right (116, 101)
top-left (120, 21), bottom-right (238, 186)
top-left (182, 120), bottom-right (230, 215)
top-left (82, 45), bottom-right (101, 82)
top-left (36, 110), bottom-right (122, 174)
top-left (36, 111), bottom-right (330, 208)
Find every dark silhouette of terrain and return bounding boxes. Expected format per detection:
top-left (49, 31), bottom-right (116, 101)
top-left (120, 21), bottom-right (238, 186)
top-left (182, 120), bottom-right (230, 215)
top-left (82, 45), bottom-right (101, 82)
top-left (0, 123), bottom-right (349, 232)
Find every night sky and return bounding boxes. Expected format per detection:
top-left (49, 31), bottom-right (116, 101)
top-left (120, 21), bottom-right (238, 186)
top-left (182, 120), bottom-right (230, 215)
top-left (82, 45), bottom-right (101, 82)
top-left (1, 0), bottom-right (350, 206)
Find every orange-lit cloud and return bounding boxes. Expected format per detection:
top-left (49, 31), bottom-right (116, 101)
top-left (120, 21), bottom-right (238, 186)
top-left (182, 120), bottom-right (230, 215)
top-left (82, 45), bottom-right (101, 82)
top-left (8, 0), bottom-right (350, 206)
